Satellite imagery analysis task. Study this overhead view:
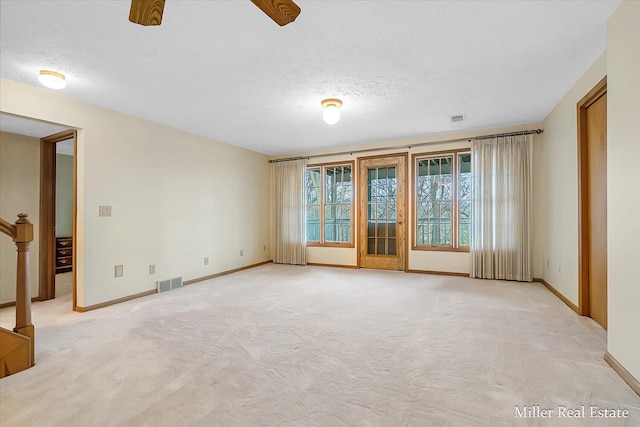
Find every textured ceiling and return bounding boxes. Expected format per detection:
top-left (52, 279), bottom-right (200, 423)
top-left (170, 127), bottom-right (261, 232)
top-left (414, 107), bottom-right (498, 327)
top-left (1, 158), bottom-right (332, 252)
top-left (0, 1), bottom-right (621, 155)
top-left (0, 112), bottom-right (69, 138)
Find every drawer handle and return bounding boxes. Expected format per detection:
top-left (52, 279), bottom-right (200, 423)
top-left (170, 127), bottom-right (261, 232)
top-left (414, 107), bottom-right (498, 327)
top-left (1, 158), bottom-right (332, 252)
top-left (59, 241), bottom-right (71, 246)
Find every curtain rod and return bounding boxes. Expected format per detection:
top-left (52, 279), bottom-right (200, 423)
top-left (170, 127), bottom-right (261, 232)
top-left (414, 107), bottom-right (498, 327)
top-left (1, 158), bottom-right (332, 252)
top-left (268, 128), bottom-right (543, 163)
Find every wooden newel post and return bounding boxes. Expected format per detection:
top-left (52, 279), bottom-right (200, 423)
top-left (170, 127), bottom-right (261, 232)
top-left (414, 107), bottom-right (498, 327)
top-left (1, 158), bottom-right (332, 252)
top-left (13, 213), bottom-right (35, 366)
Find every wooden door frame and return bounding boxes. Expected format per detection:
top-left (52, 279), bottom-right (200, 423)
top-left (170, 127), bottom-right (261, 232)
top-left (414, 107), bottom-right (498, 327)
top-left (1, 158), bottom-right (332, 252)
top-left (39, 129), bottom-right (77, 310)
top-left (577, 76), bottom-right (606, 317)
top-left (357, 152), bottom-right (409, 271)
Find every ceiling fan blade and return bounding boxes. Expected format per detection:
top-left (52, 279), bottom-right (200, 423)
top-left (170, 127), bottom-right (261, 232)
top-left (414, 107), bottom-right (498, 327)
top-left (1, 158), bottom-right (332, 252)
top-left (129, 0), bottom-right (165, 26)
top-left (251, 0), bottom-right (301, 26)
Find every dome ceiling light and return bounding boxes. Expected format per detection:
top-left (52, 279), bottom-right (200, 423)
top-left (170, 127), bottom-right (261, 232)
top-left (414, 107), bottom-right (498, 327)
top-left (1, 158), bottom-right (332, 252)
top-left (321, 98), bottom-right (343, 125)
top-left (38, 70), bottom-right (67, 89)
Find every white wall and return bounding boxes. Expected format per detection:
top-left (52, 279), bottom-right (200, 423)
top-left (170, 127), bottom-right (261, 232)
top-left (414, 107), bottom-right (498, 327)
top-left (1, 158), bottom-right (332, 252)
top-left (606, 0), bottom-right (640, 383)
top-left (55, 153), bottom-right (74, 237)
top-left (0, 78), bottom-right (272, 308)
top-left (0, 131), bottom-right (40, 304)
top-left (283, 124), bottom-right (544, 277)
top-left (541, 53), bottom-right (607, 304)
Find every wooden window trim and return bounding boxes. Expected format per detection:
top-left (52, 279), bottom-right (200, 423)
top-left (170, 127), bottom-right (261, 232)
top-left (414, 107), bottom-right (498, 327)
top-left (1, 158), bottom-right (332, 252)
top-left (412, 149), bottom-right (471, 252)
top-left (306, 161), bottom-right (355, 248)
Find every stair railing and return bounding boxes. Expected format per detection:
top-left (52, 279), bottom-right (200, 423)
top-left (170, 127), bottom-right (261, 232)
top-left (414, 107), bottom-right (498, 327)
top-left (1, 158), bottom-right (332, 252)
top-left (0, 213), bottom-right (35, 366)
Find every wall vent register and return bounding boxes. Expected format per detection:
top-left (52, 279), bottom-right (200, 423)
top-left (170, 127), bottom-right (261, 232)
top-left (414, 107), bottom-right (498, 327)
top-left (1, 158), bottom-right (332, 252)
top-left (157, 277), bottom-right (183, 293)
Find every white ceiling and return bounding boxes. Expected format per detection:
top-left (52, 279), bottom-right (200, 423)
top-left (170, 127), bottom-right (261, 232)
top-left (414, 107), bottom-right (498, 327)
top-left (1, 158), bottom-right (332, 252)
top-left (0, 1), bottom-right (621, 155)
top-left (0, 112), bottom-right (69, 138)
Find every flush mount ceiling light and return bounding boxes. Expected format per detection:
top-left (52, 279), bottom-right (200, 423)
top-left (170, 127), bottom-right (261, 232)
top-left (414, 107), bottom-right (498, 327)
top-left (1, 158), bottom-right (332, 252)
top-left (38, 70), bottom-right (67, 89)
top-left (321, 98), bottom-right (343, 125)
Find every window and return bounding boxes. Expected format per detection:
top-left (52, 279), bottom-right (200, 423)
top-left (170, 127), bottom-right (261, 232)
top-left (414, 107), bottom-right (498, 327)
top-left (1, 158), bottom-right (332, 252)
top-left (414, 151), bottom-right (471, 250)
top-left (305, 163), bottom-right (354, 246)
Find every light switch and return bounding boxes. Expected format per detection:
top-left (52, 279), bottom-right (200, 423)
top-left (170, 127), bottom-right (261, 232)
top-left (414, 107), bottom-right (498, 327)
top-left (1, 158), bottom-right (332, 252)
top-left (99, 205), bottom-right (112, 217)
top-left (115, 265), bottom-right (123, 277)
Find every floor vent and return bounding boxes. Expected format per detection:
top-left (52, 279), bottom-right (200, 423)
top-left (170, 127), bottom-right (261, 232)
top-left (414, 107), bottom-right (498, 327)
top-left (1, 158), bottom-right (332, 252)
top-left (157, 276), bottom-right (183, 293)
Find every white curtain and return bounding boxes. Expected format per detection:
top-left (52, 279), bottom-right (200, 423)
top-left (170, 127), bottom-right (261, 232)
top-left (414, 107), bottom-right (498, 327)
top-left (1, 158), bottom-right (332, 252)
top-left (470, 135), bottom-right (533, 282)
top-left (272, 159), bottom-right (307, 265)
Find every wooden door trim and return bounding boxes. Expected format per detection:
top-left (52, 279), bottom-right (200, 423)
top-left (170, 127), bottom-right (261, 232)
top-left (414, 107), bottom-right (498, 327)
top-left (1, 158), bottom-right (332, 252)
top-left (39, 129), bottom-right (77, 307)
top-left (357, 152), bottom-right (408, 271)
top-left (39, 134), bottom-right (57, 301)
top-left (577, 76), bottom-right (606, 317)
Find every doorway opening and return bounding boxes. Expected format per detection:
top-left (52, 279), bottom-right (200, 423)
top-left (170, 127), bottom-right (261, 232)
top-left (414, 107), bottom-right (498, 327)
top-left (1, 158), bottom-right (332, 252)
top-left (40, 130), bottom-right (77, 310)
top-left (577, 76), bottom-right (607, 329)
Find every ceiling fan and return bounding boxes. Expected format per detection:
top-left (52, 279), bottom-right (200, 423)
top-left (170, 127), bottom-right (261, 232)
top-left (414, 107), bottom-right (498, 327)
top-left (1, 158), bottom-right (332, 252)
top-left (129, 0), bottom-right (301, 27)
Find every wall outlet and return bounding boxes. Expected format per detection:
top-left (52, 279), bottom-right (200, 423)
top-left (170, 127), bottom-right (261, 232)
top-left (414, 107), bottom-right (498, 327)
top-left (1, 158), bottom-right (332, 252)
top-left (558, 266), bottom-right (562, 273)
top-left (99, 205), bottom-right (112, 217)
top-left (547, 259), bottom-right (550, 269)
top-left (263, 245), bottom-right (266, 252)
top-left (240, 250), bottom-right (244, 257)
top-left (114, 264), bottom-right (123, 277)
top-left (149, 264), bottom-right (156, 275)
top-left (204, 257), bottom-right (209, 265)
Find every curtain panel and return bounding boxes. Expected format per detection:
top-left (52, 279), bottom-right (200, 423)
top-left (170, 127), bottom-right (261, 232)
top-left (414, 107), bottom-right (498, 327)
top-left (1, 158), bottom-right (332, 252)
top-left (470, 135), bottom-right (533, 282)
top-left (272, 159), bottom-right (307, 265)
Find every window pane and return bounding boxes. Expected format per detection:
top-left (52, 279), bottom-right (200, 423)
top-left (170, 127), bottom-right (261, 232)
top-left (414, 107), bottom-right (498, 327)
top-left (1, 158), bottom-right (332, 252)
top-left (325, 223), bottom-right (335, 242)
top-left (368, 238), bottom-right (375, 254)
top-left (377, 223), bottom-right (387, 237)
top-left (326, 166), bottom-right (352, 204)
top-left (306, 169), bottom-right (321, 205)
top-left (305, 168), bottom-right (321, 242)
top-left (416, 223), bottom-right (426, 244)
top-left (429, 223), bottom-right (440, 245)
top-left (306, 205), bottom-right (320, 242)
top-left (367, 222), bottom-right (375, 238)
top-left (459, 153), bottom-right (471, 174)
top-left (458, 153), bottom-right (472, 246)
top-left (342, 205), bottom-right (351, 220)
top-left (325, 168), bottom-right (334, 203)
top-left (387, 203), bottom-right (396, 220)
top-left (343, 167), bottom-right (352, 182)
top-left (416, 156), bottom-right (453, 247)
top-left (388, 222), bottom-right (397, 238)
top-left (441, 201), bottom-right (452, 219)
top-left (307, 164), bottom-right (352, 245)
top-left (325, 205), bottom-right (335, 220)
top-left (325, 206), bottom-right (350, 243)
top-left (460, 223), bottom-right (471, 247)
top-left (341, 225), bottom-right (351, 242)
top-left (388, 238), bottom-right (397, 256)
top-left (388, 167), bottom-right (396, 179)
top-left (441, 222), bottom-right (452, 245)
top-left (459, 201), bottom-right (471, 219)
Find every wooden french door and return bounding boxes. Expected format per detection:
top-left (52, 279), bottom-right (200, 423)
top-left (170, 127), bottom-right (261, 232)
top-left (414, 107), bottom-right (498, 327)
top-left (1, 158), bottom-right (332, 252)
top-left (578, 77), bottom-right (607, 329)
top-left (358, 154), bottom-right (407, 270)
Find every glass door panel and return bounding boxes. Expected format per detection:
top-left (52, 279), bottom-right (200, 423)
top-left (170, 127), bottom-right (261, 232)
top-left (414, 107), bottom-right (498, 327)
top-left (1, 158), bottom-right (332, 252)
top-left (367, 166), bottom-right (397, 256)
top-left (359, 155), bottom-right (406, 270)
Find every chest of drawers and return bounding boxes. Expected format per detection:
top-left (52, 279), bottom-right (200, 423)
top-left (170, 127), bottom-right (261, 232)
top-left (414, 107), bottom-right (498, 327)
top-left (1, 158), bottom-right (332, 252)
top-left (56, 237), bottom-right (73, 273)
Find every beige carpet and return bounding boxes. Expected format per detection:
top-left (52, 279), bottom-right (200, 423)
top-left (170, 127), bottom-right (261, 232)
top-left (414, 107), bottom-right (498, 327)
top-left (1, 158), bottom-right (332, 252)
top-left (1, 265), bottom-right (638, 426)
